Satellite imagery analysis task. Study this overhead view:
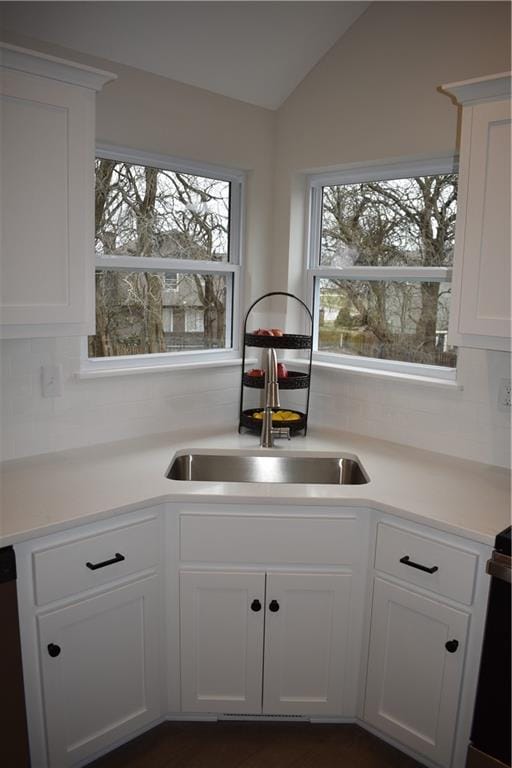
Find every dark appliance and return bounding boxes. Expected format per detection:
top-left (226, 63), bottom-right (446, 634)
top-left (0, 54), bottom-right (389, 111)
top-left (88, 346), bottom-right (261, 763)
top-left (467, 525), bottom-right (511, 768)
top-left (0, 545), bottom-right (31, 766)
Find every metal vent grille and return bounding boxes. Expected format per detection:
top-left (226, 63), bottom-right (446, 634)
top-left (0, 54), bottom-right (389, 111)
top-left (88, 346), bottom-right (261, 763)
top-left (219, 713), bottom-right (308, 721)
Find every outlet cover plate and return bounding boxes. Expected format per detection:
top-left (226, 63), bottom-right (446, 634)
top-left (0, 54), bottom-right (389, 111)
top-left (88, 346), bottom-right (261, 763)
top-left (498, 378), bottom-right (511, 412)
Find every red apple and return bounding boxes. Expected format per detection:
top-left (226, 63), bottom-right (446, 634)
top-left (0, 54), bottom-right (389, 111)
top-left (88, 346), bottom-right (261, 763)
top-left (277, 363), bottom-right (288, 378)
top-left (258, 329), bottom-right (273, 336)
top-left (247, 368), bottom-right (265, 377)
top-left (271, 328), bottom-right (284, 336)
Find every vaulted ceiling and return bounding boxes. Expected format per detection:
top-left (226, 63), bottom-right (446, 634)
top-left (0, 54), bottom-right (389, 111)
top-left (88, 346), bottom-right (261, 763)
top-left (0, 1), bottom-right (370, 109)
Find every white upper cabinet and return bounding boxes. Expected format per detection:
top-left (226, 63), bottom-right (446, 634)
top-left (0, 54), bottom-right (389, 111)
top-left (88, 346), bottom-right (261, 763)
top-left (0, 44), bottom-right (115, 338)
top-left (442, 73), bottom-right (511, 351)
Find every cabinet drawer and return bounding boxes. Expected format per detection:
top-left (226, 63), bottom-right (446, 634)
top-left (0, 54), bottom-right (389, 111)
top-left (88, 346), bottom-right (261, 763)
top-left (180, 514), bottom-right (359, 565)
top-left (374, 523), bottom-right (477, 605)
top-left (33, 518), bottom-right (160, 605)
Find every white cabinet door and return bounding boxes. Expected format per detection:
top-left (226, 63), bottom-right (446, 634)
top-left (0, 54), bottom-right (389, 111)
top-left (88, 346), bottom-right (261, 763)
top-left (38, 575), bottom-right (161, 768)
top-left (364, 578), bottom-right (469, 767)
top-left (0, 44), bottom-right (114, 338)
top-left (444, 74), bottom-right (511, 351)
top-left (262, 571), bottom-right (352, 716)
top-left (180, 570), bottom-right (265, 714)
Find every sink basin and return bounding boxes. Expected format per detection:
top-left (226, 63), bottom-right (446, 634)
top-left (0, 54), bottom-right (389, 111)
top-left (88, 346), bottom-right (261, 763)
top-left (166, 452), bottom-right (369, 485)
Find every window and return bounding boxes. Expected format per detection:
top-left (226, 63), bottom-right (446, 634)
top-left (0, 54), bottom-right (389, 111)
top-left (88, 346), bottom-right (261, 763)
top-left (307, 158), bottom-right (458, 378)
top-left (87, 146), bottom-right (243, 366)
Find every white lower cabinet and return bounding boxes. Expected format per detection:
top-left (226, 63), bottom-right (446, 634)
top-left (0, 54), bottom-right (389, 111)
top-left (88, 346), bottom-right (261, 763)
top-left (262, 571), bottom-right (352, 715)
top-left (15, 509), bottom-right (163, 768)
top-left (180, 570), bottom-right (265, 714)
top-left (17, 504), bottom-right (489, 768)
top-left (364, 578), bottom-right (469, 767)
top-left (38, 576), bottom-right (161, 768)
top-left (180, 569), bottom-right (352, 717)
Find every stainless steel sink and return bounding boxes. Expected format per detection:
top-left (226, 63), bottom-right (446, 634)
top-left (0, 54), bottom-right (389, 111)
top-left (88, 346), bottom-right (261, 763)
top-left (166, 452), bottom-right (369, 485)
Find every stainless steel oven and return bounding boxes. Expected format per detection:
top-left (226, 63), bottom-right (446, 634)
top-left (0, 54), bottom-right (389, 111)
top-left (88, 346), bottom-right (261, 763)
top-left (467, 526), bottom-right (511, 768)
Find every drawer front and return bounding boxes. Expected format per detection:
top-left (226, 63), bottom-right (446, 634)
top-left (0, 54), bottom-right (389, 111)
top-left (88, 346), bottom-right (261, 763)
top-left (33, 518), bottom-right (160, 605)
top-left (375, 523), bottom-right (477, 605)
top-left (180, 514), bottom-right (359, 565)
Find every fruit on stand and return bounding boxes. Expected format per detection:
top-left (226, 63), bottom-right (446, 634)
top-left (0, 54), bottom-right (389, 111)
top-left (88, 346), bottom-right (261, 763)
top-left (274, 410), bottom-right (301, 421)
top-left (251, 328), bottom-right (284, 336)
top-left (251, 410), bottom-right (301, 422)
top-left (247, 368), bottom-right (265, 377)
top-left (277, 363), bottom-right (288, 378)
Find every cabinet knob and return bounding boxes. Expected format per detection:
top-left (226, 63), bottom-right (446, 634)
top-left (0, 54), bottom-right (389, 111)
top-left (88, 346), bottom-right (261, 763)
top-left (268, 599), bottom-right (280, 612)
top-left (445, 639), bottom-right (459, 653)
top-left (47, 643), bottom-right (61, 658)
top-left (250, 599), bottom-right (262, 612)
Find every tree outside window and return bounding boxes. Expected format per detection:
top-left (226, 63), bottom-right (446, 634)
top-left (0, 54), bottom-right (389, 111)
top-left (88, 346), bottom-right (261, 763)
top-left (309, 168), bottom-right (458, 370)
top-left (89, 156), bottom-right (240, 359)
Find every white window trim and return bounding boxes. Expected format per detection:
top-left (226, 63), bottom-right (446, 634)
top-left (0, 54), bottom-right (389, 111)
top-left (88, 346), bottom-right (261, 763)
top-left (81, 144), bottom-right (245, 374)
top-left (305, 154), bottom-right (459, 382)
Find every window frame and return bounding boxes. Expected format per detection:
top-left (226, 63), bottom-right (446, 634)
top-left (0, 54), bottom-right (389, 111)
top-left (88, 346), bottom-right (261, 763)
top-left (81, 143), bottom-right (245, 373)
top-left (305, 155), bottom-right (459, 381)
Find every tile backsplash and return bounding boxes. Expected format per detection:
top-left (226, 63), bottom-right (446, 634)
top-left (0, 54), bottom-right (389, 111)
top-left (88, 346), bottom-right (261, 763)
top-left (308, 347), bottom-right (511, 468)
top-left (1, 338), bottom-right (510, 468)
top-left (0, 337), bottom-right (242, 461)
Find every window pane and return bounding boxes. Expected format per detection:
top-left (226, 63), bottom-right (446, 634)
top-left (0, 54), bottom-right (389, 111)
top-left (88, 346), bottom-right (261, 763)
top-left (317, 278), bottom-right (457, 368)
top-left (320, 174), bottom-right (457, 268)
top-left (95, 159), bottom-right (230, 261)
top-left (88, 270), bottom-right (230, 357)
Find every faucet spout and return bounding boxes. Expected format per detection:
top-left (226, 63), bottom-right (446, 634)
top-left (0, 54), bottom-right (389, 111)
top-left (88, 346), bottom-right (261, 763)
top-left (260, 348), bottom-right (290, 448)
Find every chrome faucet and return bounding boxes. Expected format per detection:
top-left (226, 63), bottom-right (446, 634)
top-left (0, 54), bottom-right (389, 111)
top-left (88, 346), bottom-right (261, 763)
top-left (260, 348), bottom-right (290, 448)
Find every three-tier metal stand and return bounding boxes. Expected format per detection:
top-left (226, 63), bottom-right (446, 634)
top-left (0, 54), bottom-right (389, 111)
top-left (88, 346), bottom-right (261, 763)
top-left (238, 291), bottom-right (314, 436)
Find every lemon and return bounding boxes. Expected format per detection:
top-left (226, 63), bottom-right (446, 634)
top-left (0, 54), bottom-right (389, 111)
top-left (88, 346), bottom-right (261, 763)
top-left (251, 410), bottom-right (301, 422)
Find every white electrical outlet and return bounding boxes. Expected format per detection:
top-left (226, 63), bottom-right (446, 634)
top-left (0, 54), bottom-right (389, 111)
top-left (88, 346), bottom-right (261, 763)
top-left (41, 364), bottom-right (63, 398)
top-left (498, 378), bottom-right (511, 412)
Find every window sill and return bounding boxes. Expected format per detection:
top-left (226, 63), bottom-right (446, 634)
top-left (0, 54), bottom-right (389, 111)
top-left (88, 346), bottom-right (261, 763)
top-left (284, 357), bottom-right (463, 390)
top-left (76, 356), bottom-right (255, 380)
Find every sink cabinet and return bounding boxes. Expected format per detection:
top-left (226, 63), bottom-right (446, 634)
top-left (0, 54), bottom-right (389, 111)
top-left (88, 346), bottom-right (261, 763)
top-left (177, 506), bottom-right (370, 719)
top-left (180, 569), bottom-right (352, 716)
top-left (180, 570), bottom-right (265, 714)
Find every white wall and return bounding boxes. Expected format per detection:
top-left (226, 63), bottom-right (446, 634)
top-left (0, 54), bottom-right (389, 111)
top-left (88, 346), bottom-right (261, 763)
top-left (272, 1), bottom-right (511, 468)
top-left (1, 4), bottom-right (511, 466)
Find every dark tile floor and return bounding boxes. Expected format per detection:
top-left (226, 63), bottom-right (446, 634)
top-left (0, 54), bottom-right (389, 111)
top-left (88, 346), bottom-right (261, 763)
top-left (88, 722), bottom-right (424, 768)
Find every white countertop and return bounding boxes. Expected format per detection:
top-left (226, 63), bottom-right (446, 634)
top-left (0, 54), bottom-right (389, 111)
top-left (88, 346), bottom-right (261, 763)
top-left (0, 426), bottom-right (510, 547)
